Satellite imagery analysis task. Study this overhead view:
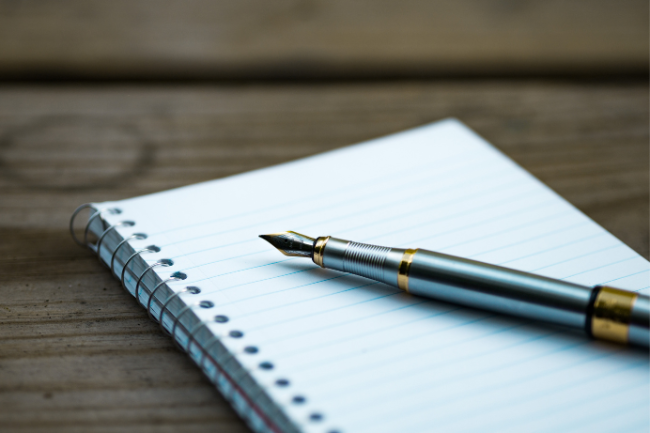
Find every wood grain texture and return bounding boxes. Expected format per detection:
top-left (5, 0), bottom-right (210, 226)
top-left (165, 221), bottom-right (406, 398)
top-left (0, 81), bottom-right (647, 432)
top-left (0, 0), bottom-right (647, 79)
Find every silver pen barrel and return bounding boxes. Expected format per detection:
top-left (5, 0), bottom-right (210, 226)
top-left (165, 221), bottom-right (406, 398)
top-left (313, 236), bottom-right (650, 348)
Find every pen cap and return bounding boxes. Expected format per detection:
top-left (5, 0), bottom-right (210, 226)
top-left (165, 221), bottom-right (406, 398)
top-left (405, 249), bottom-right (594, 329)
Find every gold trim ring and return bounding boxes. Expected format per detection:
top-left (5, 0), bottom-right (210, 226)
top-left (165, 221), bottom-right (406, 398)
top-left (397, 249), bottom-right (418, 293)
top-left (312, 236), bottom-right (330, 268)
top-left (591, 286), bottom-right (638, 344)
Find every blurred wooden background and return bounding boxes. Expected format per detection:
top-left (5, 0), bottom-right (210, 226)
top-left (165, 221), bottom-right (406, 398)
top-left (0, 1), bottom-right (648, 432)
top-left (0, 0), bottom-right (647, 79)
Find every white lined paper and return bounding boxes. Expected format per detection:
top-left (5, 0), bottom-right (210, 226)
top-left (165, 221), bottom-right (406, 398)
top-left (102, 119), bottom-right (649, 433)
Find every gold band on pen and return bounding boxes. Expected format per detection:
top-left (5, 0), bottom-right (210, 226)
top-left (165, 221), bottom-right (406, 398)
top-left (397, 249), bottom-right (418, 293)
top-left (312, 236), bottom-right (330, 267)
top-left (591, 286), bottom-right (638, 344)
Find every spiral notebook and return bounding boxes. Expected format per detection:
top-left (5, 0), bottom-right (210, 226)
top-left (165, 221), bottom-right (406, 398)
top-left (72, 119), bottom-right (649, 433)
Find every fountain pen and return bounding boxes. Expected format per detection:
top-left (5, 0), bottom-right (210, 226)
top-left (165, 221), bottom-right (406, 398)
top-left (260, 231), bottom-right (649, 348)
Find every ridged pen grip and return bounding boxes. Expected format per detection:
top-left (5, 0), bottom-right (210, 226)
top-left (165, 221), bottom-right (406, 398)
top-left (343, 242), bottom-right (391, 281)
top-left (318, 237), bottom-right (405, 287)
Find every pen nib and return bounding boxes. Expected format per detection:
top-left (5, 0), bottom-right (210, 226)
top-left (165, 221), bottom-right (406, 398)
top-left (259, 231), bottom-right (315, 258)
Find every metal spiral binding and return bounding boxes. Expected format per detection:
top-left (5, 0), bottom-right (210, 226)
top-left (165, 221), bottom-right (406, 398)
top-left (69, 203), bottom-right (98, 247)
top-left (120, 245), bottom-right (161, 291)
top-left (198, 327), bottom-right (283, 426)
top-left (134, 259), bottom-right (174, 303)
top-left (195, 321), bottom-right (266, 423)
top-left (176, 312), bottom-right (260, 403)
top-left (170, 300), bottom-right (215, 350)
top-left (71, 204), bottom-right (325, 433)
top-left (191, 315), bottom-right (303, 430)
top-left (186, 319), bottom-right (212, 353)
top-left (199, 329), bottom-right (224, 371)
top-left (96, 220), bottom-right (135, 259)
top-left (111, 233), bottom-right (148, 274)
top-left (70, 203), bottom-right (123, 249)
top-left (164, 298), bottom-right (293, 428)
top-left (158, 286), bottom-right (201, 335)
top-left (185, 314), bottom-right (236, 357)
top-left (215, 343), bottom-right (240, 388)
top-left (196, 322), bottom-right (246, 390)
top-left (191, 319), bottom-right (260, 396)
top-left (145, 272), bottom-right (188, 322)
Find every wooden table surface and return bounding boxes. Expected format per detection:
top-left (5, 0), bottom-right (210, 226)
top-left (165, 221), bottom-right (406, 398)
top-left (1, 81), bottom-right (647, 433)
top-left (0, 2), bottom-right (648, 433)
top-left (0, 0), bottom-right (647, 79)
